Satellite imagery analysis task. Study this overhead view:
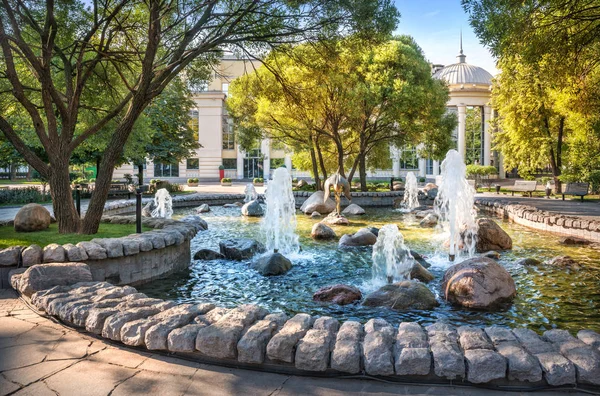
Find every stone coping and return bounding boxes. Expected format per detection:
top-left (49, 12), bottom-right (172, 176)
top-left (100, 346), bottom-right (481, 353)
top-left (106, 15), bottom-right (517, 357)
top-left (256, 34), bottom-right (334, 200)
top-left (12, 280), bottom-right (600, 390)
top-left (476, 198), bottom-right (600, 243)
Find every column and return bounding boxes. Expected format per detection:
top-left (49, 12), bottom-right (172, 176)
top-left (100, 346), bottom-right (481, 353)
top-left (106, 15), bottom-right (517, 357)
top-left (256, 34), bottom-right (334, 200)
top-left (284, 154), bottom-right (292, 171)
top-left (498, 152), bottom-right (506, 179)
top-left (236, 144), bottom-right (244, 179)
top-left (433, 160), bottom-right (440, 176)
top-left (391, 146), bottom-right (401, 178)
top-left (261, 139), bottom-right (270, 180)
top-left (483, 105), bottom-right (492, 166)
top-left (457, 104), bottom-right (467, 161)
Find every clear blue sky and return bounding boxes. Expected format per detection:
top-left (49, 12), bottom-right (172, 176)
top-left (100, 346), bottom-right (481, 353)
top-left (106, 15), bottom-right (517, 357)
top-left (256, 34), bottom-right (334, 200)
top-left (393, 0), bottom-right (497, 75)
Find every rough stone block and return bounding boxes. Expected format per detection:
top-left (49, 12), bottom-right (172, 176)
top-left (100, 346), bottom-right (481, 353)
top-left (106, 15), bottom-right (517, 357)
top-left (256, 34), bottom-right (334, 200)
top-left (396, 322), bottom-right (428, 349)
top-left (266, 313), bottom-right (314, 363)
top-left (465, 349), bottom-right (506, 383)
top-left (21, 245), bottom-right (42, 266)
top-left (102, 306), bottom-right (163, 340)
top-left (18, 263), bottom-right (93, 297)
top-left (90, 238), bottom-right (124, 258)
top-left (76, 241), bottom-right (107, 260)
top-left (0, 246), bottom-right (21, 267)
top-left (496, 343), bottom-right (542, 382)
top-left (512, 328), bottom-right (555, 355)
top-left (458, 326), bottom-right (493, 350)
top-left (63, 243), bottom-right (88, 262)
top-left (295, 317), bottom-right (339, 372)
top-left (395, 347), bottom-right (431, 376)
top-left (331, 321), bottom-right (363, 374)
top-left (363, 319), bottom-right (395, 376)
top-left (42, 244), bottom-right (66, 263)
top-left (578, 329), bottom-right (600, 350)
top-left (536, 352), bottom-right (576, 386)
top-left (144, 304), bottom-right (214, 350)
top-left (121, 239), bottom-right (140, 256)
top-left (237, 319), bottom-right (279, 364)
top-left (556, 340), bottom-right (600, 385)
top-left (485, 326), bottom-right (518, 346)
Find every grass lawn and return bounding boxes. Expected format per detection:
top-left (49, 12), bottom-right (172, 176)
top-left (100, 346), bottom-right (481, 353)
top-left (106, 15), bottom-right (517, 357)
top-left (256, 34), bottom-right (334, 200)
top-left (0, 180), bottom-right (41, 185)
top-left (0, 223), bottom-right (151, 249)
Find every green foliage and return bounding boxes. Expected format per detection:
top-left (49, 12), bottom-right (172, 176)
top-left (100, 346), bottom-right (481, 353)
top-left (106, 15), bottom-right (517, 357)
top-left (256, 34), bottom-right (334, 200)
top-left (187, 178), bottom-right (199, 184)
top-left (221, 178), bottom-right (232, 183)
top-left (0, 187), bottom-right (48, 205)
top-left (465, 165), bottom-right (496, 178)
top-left (253, 178), bottom-right (264, 183)
top-left (218, 165), bottom-right (225, 170)
top-left (418, 177), bottom-right (426, 183)
top-left (588, 171), bottom-right (600, 194)
top-left (150, 179), bottom-right (162, 184)
top-left (166, 183), bottom-right (184, 193)
top-left (123, 174), bottom-right (134, 185)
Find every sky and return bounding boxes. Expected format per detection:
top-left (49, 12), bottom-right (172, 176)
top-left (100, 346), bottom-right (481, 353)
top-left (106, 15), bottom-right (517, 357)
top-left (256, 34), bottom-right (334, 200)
top-left (393, 0), bottom-right (498, 75)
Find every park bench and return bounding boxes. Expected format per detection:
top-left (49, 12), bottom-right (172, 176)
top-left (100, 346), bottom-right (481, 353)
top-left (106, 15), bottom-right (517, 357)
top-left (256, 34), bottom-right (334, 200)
top-left (562, 182), bottom-right (589, 202)
top-left (108, 182), bottom-right (131, 199)
top-left (505, 180), bottom-right (537, 197)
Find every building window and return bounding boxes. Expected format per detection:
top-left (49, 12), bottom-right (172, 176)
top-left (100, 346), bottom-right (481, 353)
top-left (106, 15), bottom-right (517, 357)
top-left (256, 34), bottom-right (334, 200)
top-left (186, 158), bottom-right (199, 170)
top-left (222, 159), bottom-right (237, 170)
top-left (190, 81), bottom-right (208, 92)
top-left (270, 158), bottom-right (285, 169)
top-left (188, 109), bottom-right (199, 141)
top-left (222, 117), bottom-right (235, 150)
top-left (400, 146), bottom-right (419, 170)
top-left (154, 162), bottom-right (179, 177)
top-left (222, 83), bottom-right (229, 94)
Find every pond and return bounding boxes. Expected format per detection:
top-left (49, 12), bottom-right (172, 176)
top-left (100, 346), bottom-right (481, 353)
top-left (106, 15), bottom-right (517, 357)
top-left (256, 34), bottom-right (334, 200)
top-left (138, 206), bottom-right (600, 333)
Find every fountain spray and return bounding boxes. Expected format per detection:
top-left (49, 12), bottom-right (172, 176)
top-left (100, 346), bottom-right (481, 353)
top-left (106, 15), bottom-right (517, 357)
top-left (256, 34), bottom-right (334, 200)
top-left (151, 188), bottom-right (173, 219)
top-left (261, 167), bottom-right (299, 254)
top-left (372, 224), bottom-right (414, 284)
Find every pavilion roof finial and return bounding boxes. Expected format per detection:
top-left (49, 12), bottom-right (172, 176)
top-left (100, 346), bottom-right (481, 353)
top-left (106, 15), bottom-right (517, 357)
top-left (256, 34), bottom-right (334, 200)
top-left (457, 29), bottom-right (467, 63)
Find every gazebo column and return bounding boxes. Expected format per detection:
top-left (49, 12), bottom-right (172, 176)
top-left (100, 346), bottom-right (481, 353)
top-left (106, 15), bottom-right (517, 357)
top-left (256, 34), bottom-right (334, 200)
top-left (391, 146), bottom-right (401, 178)
top-left (457, 104), bottom-right (467, 161)
top-left (483, 105), bottom-right (492, 166)
top-left (284, 154), bottom-right (292, 172)
top-left (236, 145), bottom-right (244, 179)
top-left (433, 160), bottom-right (440, 176)
top-left (261, 139), bottom-right (270, 180)
top-left (498, 152), bottom-right (506, 179)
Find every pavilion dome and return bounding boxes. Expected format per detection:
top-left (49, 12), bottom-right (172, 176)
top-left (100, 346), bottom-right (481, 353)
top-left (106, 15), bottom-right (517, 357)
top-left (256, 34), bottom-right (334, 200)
top-left (432, 37), bottom-right (493, 86)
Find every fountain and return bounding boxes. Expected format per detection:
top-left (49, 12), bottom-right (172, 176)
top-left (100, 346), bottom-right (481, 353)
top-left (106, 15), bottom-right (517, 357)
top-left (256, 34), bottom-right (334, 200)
top-left (434, 150), bottom-right (478, 261)
top-left (400, 172), bottom-right (419, 212)
top-left (244, 183), bottom-right (257, 203)
top-left (151, 188), bottom-right (173, 219)
top-left (371, 224), bottom-right (414, 284)
top-left (261, 167), bottom-right (299, 254)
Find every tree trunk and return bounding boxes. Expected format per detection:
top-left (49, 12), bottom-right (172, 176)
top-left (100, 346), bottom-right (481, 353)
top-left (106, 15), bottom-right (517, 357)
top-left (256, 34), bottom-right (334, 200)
top-left (26, 166), bottom-right (31, 181)
top-left (96, 157), bottom-right (101, 180)
top-left (9, 163), bottom-right (16, 181)
top-left (359, 153), bottom-right (367, 192)
top-left (334, 138), bottom-right (345, 177)
top-left (48, 159), bottom-right (81, 233)
top-left (554, 117), bottom-right (564, 194)
top-left (309, 143), bottom-right (321, 191)
top-left (314, 136), bottom-right (328, 180)
top-left (137, 164), bottom-right (144, 185)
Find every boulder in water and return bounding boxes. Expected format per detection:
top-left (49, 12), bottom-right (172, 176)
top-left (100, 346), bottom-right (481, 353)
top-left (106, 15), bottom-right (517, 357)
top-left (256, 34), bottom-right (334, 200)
top-left (252, 252), bottom-right (292, 276)
top-left (300, 191), bottom-right (336, 215)
top-left (414, 209), bottom-right (433, 219)
top-left (313, 284), bottom-right (362, 305)
top-left (545, 255), bottom-right (581, 270)
top-left (296, 179), bottom-right (308, 188)
top-left (367, 227), bottom-right (379, 237)
top-left (241, 200), bottom-right (264, 217)
top-left (196, 204), bottom-right (210, 213)
top-left (194, 249), bottom-right (225, 260)
top-left (321, 213), bottom-right (349, 226)
top-left (363, 281), bottom-right (438, 310)
top-left (342, 204), bottom-right (365, 216)
top-left (219, 239), bottom-right (265, 261)
top-left (475, 218), bottom-right (512, 252)
top-left (311, 223), bottom-right (337, 240)
top-left (480, 250), bottom-right (501, 260)
top-left (310, 211), bottom-right (321, 219)
top-left (410, 262), bottom-right (434, 283)
top-left (515, 257), bottom-right (542, 266)
top-left (426, 188), bottom-right (438, 200)
top-left (419, 213), bottom-right (438, 227)
top-left (441, 257), bottom-right (516, 309)
top-left (142, 201), bottom-right (156, 217)
top-left (410, 250), bottom-right (431, 268)
top-left (559, 236), bottom-right (590, 246)
top-left (14, 203), bottom-right (51, 232)
top-left (339, 228), bottom-right (377, 247)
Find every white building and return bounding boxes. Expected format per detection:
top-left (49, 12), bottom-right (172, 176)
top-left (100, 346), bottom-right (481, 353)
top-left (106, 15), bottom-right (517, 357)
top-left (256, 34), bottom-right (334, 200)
top-left (114, 43), bottom-right (500, 183)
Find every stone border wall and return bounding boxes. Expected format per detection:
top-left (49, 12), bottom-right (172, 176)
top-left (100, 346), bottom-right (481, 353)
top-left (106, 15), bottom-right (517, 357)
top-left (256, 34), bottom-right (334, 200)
top-left (293, 191), bottom-right (406, 208)
top-left (11, 280), bottom-right (600, 390)
top-left (0, 215), bottom-right (205, 288)
top-left (476, 198), bottom-right (600, 243)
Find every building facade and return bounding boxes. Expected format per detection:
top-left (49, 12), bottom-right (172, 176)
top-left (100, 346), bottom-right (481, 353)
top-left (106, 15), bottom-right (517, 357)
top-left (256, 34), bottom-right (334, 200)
top-left (114, 44), bottom-right (501, 183)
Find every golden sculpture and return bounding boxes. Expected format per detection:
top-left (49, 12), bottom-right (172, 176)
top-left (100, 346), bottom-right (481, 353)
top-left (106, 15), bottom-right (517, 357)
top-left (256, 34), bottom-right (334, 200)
top-left (323, 173), bottom-right (352, 215)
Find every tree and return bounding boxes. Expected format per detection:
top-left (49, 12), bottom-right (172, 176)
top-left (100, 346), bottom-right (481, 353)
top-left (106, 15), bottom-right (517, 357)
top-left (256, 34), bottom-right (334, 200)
top-left (463, 0), bottom-right (600, 191)
top-left (228, 36), bottom-right (455, 190)
top-left (0, 0), bottom-right (398, 234)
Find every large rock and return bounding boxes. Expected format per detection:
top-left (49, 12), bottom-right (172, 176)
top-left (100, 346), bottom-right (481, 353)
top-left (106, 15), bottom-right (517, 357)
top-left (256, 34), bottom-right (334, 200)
top-left (410, 250), bottom-right (431, 268)
top-left (338, 228), bottom-right (377, 247)
top-left (321, 213), bottom-right (349, 226)
top-left (441, 257), bottom-right (516, 309)
top-left (42, 244), bottom-right (66, 263)
top-left (241, 200), bottom-right (264, 217)
top-left (21, 245), bottom-right (42, 267)
top-left (362, 281), bottom-right (439, 310)
top-left (196, 204), bottom-right (211, 213)
top-left (331, 321), bottom-right (363, 374)
top-left (14, 203), bottom-right (51, 232)
top-left (342, 204), bottom-right (365, 216)
top-left (300, 191), bottom-right (336, 215)
top-left (0, 246), bottom-right (21, 266)
top-left (219, 239), bottom-right (265, 260)
top-left (545, 255), bottom-right (581, 270)
top-left (310, 223), bottom-right (336, 240)
top-left (313, 284), bottom-right (362, 305)
top-left (76, 241), bottom-right (107, 260)
top-left (17, 263), bottom-right (93, 297)
top-left (193, 249), bottom-right (225, 260)
top-left (475, 218), bottom-right (512, 252)
top-left (266, 313), bottom-right (314, 363)
top-left (410, 262), bottom-right (434, 283)
top-left (251, 252), bottom-right (292, 276)
top-left (63, 243), bottom-right (88, 262)
top-left (419, 213), bottom-right (438, 227)
top-left (295, 317), bottom-right (339, 372)
top-left (464, 349), bottom-right (507, 383)
top-left (362, 319), bottom-right (395, 376)
top-left (559, 236), bottom-right (590, 246)
top-left (237, 313), bottom-right (287, 364)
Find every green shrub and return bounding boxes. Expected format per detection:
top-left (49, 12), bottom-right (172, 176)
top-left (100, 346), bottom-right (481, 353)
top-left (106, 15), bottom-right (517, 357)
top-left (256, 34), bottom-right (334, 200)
top-left (187, 178), bottom-right (199, 183)
top-left (123, 173), bottom-right (134, 184)
top-left (253, 178), bottom-right (264, 183)
top-left (166, 183), bottom-right (184, 193)
top-left (419, 177), bottom-right (426, 183)
top-left (587, 170), bottom-right (600, 194)
top-left (221, 178), bottom-right (232, 183)
top-left (150, 179), bottom-right (162, 184)
top-left (218, 165), bottom-right (225, 170)
top-left (0, 186), bottom-right (47, 205)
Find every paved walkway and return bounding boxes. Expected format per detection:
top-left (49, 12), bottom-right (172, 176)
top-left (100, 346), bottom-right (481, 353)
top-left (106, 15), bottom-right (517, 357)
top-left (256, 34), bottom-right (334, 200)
top-left (0, 290), bottom-right (588, 396)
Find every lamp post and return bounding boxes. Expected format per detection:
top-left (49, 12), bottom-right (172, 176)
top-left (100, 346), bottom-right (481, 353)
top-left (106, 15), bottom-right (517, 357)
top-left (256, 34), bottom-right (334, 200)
top-left (75, 184), bottom-right (81, 217)
top-left (134, 185), bottom-right (148, 233)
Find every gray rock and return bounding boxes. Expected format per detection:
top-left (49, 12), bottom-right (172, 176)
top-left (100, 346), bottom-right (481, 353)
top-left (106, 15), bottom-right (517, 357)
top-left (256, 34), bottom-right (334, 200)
top-left (512, 328), bottom-right (556, 355)
top-left (194, 249), bottom-right (225, 260)
top-left (331, 321), bottom-right (363, 374)
top-left (196, 204), bottom-right (210, 213)
top-left (266, 313), bottom-right (314, 363)
top-left (535, 352), bottom-right (576, 385)
top-left (168, 324), bottom-right (206, 352)
top-left (180, 215), bottom-right (207, 231)
top-left (121, 238), bottom-right (140, 256)
top-left (295, 317), bottom-right (339, 372)
top-left (63, 243), bottom-right (88, 262)
top-left (321, 213), bottom-right (349, 226)
top-left (90, 238), bottom-right (124, 258)
top-left (310, 211), bottom-right (321, 219)
top-left (458, 326), bottom-right (493, 350)
top-left (559, 236), bottom-right (590, 245)
top-left (362, 281), bottom-right (439, 310)
top-left (0, 246), bottom-right (21, 266)
top-left (241, 200), bottom-right (264, 217)
top-left (495, 343), bottom-right (542, 382)
top-left (551, 338), bottom-right (600, 385)
top-left (8, 268), bottom-right (25, 290)
top-left (465, 349), bottom-right (506, 383)
top-left (251, 252), bottom-right (292, 276)
top-left (237, 319), bottom-right (280, 364)
top-left (125, 235), bottom-right (153, 252)
top-left (85, 308), bottom-right (120, 334)
top-left (476, 218), bottom-right (512, 252)
top-left (42, 244), bottom-right (66, 263)
top-left (313, 284), bottom-right (361, 305)
top-left (410, 262), bottom-right (434, 283)
top-left (21, 245), bottom-right (42, 267)
top-left (339, 228), bottom-right (377, 247)
top-left (427, 187), bottom-right (438, 200)
top-left (545, 255), bottom-right (581, 270)
top-left (395, 322), bottom-right (428, 350)
top-left (515, 258), bottom-right (542, 266)
top-left (363, 319), bottom-right (395, 376)
top-left (219, 239), bottom-right (265, 261)
top-left (395, 348), bottom-right (431, 376)
top-left (484, 326), bottom-right (518, 346)
top-left (196, 304), bottom-right (267, 359)
top-left (300, 191), bottom-right (336, 215)
top-left (342, 204), bottom-right (365, 216)
top-left (410, 250), bottom-right (431, 268)
top-left (481, 250), bottom-right (501, 260)
top-left (102, 306), bottom-right (164, 341)
top-left (419, 213), bottom-right (438, 227)
top-left (14, 203), bottom-right (51, 232)
top-left (310, 223), bottom-right (337, 240)
top-left (141, 233), bottom-right (166, 250)
top-left (578, 329), bottom-right (600, 349)
top-left (145, 304), bottom-right (215, 350)
top-left (18, 263), bottom-right (93, 297)
top-left (76, 241), bottom-right (107, 260)
top-left (427, 323), bottom-right (465, 379)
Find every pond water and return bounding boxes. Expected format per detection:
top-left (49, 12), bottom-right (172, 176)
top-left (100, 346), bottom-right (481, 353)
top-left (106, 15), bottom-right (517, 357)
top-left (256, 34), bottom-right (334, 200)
top-left (138, 206), bottom-right (600, 333)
